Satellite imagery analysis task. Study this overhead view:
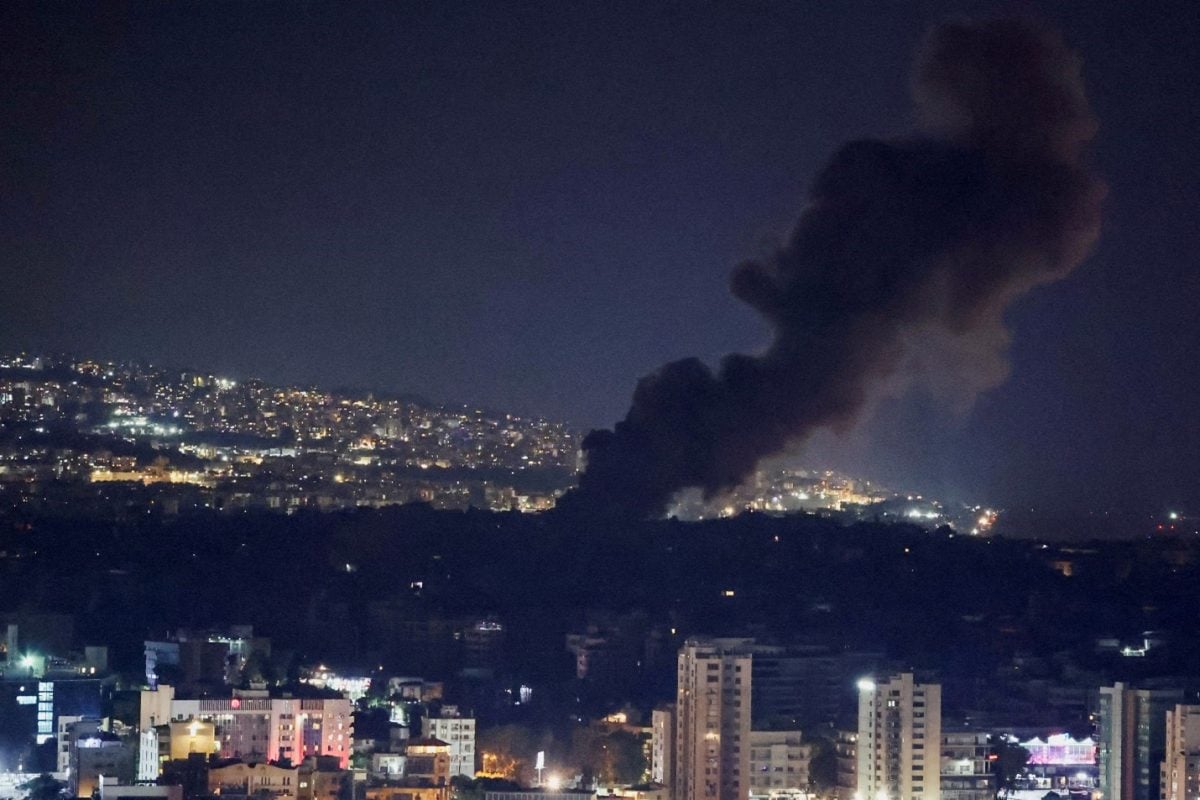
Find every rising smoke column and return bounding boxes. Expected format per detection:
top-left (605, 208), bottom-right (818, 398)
top-left (563, 19), bottom-right (1105, 519)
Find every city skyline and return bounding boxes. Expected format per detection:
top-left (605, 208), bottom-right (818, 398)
top-left (0, 349), bottom-right (1003, 531)
top-left (3, 2), bottom-right (1199, 515)
top-left (5, 5), bottom-right (1200, 800)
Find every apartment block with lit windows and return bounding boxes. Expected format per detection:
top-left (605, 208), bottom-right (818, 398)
top-left (1162, 704), bottom-right (1200, 800)
top-left (675, 639), bottom-right (753, 800)
top-left (855, 673), bottom-right (941, 800)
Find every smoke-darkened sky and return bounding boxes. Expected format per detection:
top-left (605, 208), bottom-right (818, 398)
top-left (2, 2), bottom-right (1198, 516)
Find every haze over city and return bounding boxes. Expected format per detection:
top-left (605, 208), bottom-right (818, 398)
top-left (3, 1), bottom-right (1198, 517)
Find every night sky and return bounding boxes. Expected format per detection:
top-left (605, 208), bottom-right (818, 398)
top-left (2, 2), bottom-right (1198, 517)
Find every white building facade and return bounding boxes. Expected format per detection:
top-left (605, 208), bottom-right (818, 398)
top-left (747, 730), bottom-right (811, 798)
top-left (856, 673), bottom-right (941, 800)
top-left (167, 691), bottom-right (352, 767)
top-left (422, 706), bottom-right (476, 778)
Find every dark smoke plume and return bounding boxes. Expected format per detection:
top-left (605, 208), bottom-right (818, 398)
top-left (562, 19), bottom-right (1105, 519)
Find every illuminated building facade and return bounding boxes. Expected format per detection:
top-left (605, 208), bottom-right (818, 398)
top-left (0, 677), bottom-right (107, 754)
top-left (676, 639), bottom-right (753, 800)
top-left (856, 673), bottom-right (942, 800)
top-left (138, 720), bottom-right (219, 780)
top-left (168, 692), bottom-right (352, 767)
top-left (1015, 734), bottom-right (1096, 794)
top-left (1162, 705), bottom-right (1200, 800)
top-left (66, 720), bottom-right (136, 799)
top-left (747, 730), bottom-right (811, 798)
top-left (835, 729), bottom-right (858, 800)
top-left (421, 708), bottom-right (476, 778)
top-left (1099, 683), bottom-right (1182, 800)
top-left (404, 738), bottom-right (452, 786)
top-left (938, 731), bottom-right (991, 800)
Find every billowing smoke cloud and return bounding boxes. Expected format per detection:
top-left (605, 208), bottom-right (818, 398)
top-left (561, 19), bottom-right (1105, 519)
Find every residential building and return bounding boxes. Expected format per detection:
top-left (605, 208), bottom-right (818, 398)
top-left (298, 755), bottom-right (352, 800)
top-left (421, 706), bottom-right (476, 778)
top-left (208, 760), bottom-right (299, 800)
top-left (835, 729), bottom-right (857, 800)
top-left (747, 730), bottom-right (811, 798)
top-left (67, 721), bottom-right (137, 799)
top-left (855, 674), bottom-right (941, 800)
top-left (675, 638), bottom-right (753, 800)
top-left (139, 720), bottom-right (218, 781)
top-left (1099, 683), bottom-right (1183, 800)
top-left (404, 738), bottom-right (451, 787)
top-left (939, 731), bottom-right (991, 800)
top-left (1162, 705), bottom-right (1200, 800)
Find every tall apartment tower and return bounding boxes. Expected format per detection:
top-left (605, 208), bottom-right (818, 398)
top-left (856, 673), bottom-right (942, 800)
top-left (676, 639), bottom-right (753, 800)
top-left (1161, 704), bottom-right (1200, 800)
top-left (1099, 683), bottom-right (1183, 800)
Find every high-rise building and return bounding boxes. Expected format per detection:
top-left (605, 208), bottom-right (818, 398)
top-left (855, 673), bottom-right (941, 800)
top-left (1099, 682), bottom-right (1183, 800)
top-left (1161, 704), bottom-right (1200, 800)
top-left (675, 639), bottom-right (753, 800)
